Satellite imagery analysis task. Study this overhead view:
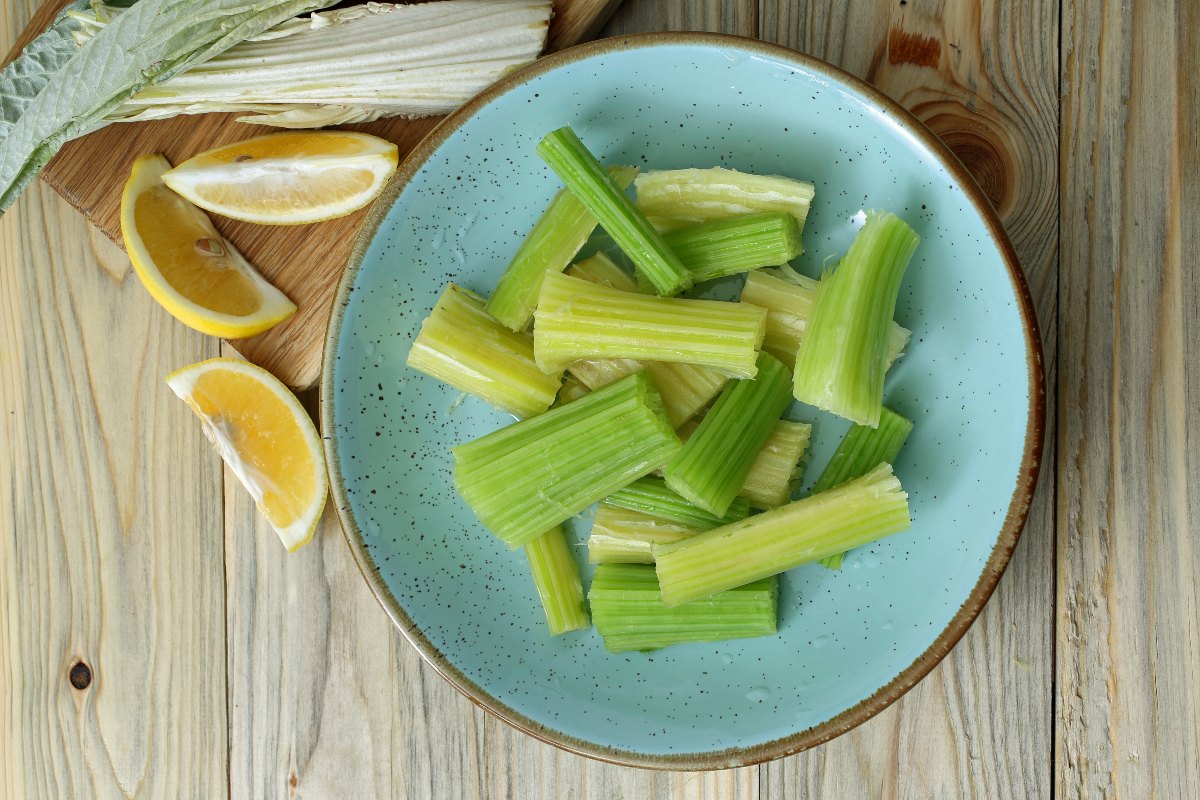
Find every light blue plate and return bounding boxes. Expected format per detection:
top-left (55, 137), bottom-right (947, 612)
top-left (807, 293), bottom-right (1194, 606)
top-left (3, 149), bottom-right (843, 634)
top-left (322, 33), bottom-right (1044, 769)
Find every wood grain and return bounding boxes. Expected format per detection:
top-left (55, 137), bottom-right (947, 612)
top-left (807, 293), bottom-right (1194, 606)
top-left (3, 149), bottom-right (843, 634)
top-left (1057, 0), bottom-right (1200, 796)
top-left (0, 0), bottom-right (621, 390)
top-left (14, 0), bottom-right (1200, 797)
top-left (0, 120), bottom-right (227, 800)
top-left (758, 1), bottom-right (1057, 797)
top-left (547, 0), bottom-right (625, 51)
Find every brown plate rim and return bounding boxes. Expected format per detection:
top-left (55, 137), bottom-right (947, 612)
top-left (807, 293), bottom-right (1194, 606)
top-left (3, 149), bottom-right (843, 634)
top-left (320, 31), bottom-right (1047, 771)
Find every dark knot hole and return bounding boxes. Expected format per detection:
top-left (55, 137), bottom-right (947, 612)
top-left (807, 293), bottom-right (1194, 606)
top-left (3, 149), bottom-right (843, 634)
top-left (69, 660), bottom-right (92, 690)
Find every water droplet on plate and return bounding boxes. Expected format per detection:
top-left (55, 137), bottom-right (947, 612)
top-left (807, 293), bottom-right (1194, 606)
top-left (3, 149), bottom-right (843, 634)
top-left (446, 392), bottom-right (468, 415)
top-left (458, 211), bottom-right (480, 238)
top-left (746, 686), bottom-right (771, 703)
top-left (811, 635), bottom-right (830, 649)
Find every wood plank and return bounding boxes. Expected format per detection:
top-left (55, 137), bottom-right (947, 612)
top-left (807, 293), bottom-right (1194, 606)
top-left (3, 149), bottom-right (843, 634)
top-left (0, 0), bottom-right (54, 52)
top-left (1057, 0), bottom-right (1200, 796)
top-left (0, 208), bottom-right (227, 800)
top-left (0, 3), bottom-right (228, 790)
top-left (224, 493), bottom-right (491, 799)
top-left (547, 0), bottom-right (625, 51)
top-left (757, 1), bottom-right (1057, 796)
top-left (220, 2), bottom-right (764, 798)
top-left (0, 0), bottom-right (623, 390)
top-left (603, 0), bottom-right (755, 32)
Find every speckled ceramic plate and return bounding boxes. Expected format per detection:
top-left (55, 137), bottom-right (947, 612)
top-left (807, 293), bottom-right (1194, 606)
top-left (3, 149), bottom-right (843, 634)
top-left (321, 33), bottom-right (1044, 769)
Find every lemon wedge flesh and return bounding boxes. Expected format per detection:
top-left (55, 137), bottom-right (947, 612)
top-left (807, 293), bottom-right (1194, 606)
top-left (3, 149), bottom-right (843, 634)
top-left (162, 131), bottom-right (399, 225)
top-left (122, 154), bottom-right (296, 338)
top-left (167, 358), bottom-right (327, 551)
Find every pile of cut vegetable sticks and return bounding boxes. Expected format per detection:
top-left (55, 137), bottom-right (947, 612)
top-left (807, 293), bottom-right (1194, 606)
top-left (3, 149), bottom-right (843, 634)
top-left (407, 126), bottom-right (919, 653)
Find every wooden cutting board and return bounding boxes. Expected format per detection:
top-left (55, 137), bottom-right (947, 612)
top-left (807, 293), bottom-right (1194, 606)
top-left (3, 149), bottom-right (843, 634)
top-left (3, 0), bottom-right (624, 387)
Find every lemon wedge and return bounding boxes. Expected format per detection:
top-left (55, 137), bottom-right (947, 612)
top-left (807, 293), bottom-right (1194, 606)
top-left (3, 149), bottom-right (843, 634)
top-left (161, 131), bottom-right (399, 225)
top-left (167, 358), bottom-right (327, 551)
top-left (122, 154), bottom-right (297, 338)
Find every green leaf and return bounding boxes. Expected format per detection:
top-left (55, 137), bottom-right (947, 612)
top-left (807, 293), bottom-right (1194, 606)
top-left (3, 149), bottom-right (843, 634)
top-left (0, 0), bottom-right (332, 212)
top-left (0, 0), bottom-right (92, 143)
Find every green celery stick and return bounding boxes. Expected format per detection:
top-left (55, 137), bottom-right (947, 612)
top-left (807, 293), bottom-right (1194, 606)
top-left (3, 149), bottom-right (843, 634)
top-left (792, 212), bottom-right (920, 426)
top-left (453, 372), bottom-right (680, 548)
top-left (487, 165), bottom-right (638, 331)
top-left (589, 477), bottom-right (751, 565)
top-left (741, 420), bottom-right (812, 509)
top-left (589, 564), bottom-right (778, 652)
top-left (536, 127), bottom-right (693, 296)
top-left (643, 362), bottom-right (728, 427)
top-left (565, 256), bottom-right (649, 392)
top-left (813, 408), bottom-right (915, 493)
top-left (674, 415), bottom-right (812, 509)
top-left (605, 476), bottom-right (749, 529)
top-left (740, 268), bottom-right (911, 368)
top-left (814, 407), bottom-right (914, 569)
top-left (567, 357), bottom-right (644, 391)
top-left (555, 373), bottom-right (592, 406)
top-left (565, 257), bottom-right (729, 425)
top-left (635, 167), bottom-right (815, 229)
top-left (569, 361), bottom-right (727, 429)
top-left (566, 252), bottom-right (638, 291)
top-left (644, 213), bottom-right (698, 232)
top-left (671, 416), bottom-right (703, 442)
top-left (654, 463), bottom-right (910, 605)
top-left (587, 504), bottom-right (702, 564)
top-left (663, 212), bottom-right (803, 282)
top-left (406, 284), bottom-right (561, 418)
top-left (741, 267), bottom-right (819, 363)
top-left (524, 525), bottom-right (590, 634)
top-left (663, 352), bottom-right (793, 516)
top-left (533, 271), bottom-right (766, 378)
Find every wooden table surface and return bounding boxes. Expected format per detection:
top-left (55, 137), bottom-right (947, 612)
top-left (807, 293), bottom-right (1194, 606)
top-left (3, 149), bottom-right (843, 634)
top-left (1, 0), bottom-right (1195, 797)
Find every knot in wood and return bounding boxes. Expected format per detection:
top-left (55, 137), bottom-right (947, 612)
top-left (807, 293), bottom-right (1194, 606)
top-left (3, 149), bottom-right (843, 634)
top-left (68, 660), bottom-right (92, 690)
top-left (927, 118), bottom-right (1013, 213)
